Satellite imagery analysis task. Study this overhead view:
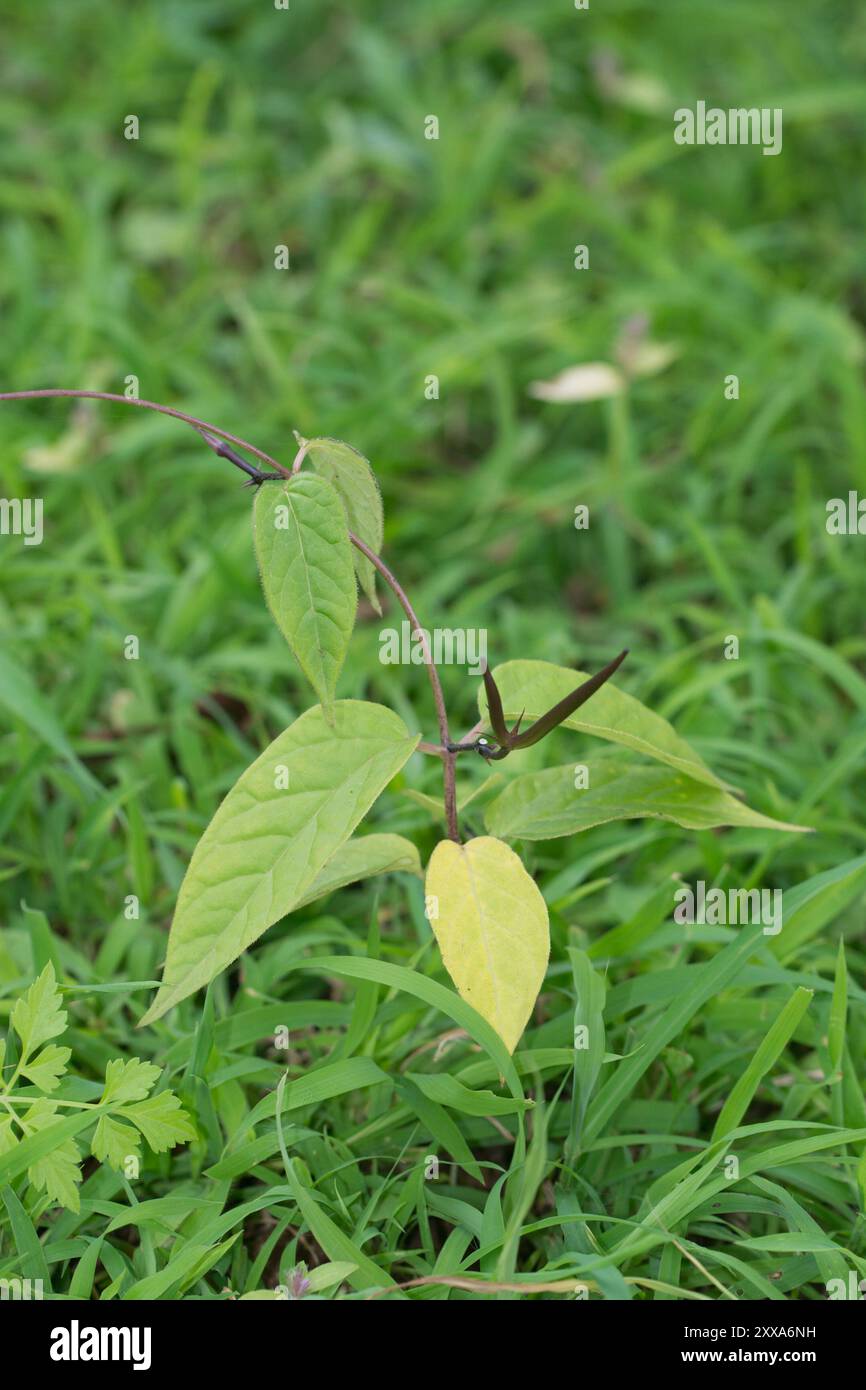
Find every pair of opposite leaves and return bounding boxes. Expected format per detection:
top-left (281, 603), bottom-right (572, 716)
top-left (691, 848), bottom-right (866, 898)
top-left (142, 453), bottom-right (548, 1051)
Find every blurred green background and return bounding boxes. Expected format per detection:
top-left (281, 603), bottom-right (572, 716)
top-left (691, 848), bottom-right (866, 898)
top-left (1, 0), bottom-right (865, 1298)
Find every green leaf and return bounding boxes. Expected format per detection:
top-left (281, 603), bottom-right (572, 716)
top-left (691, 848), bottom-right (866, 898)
top-left (568, 948), bottom-right (606, 1145)
top-left (397, 1075), bottom-right (484, 1180)
top-left (1, 1184), bottom-right (52, 1287)
top-left (101, 1056), bottom-right (162, 1105)
top-left (828, 941), bottom-right (848, 1077)
top-left (304, 436), bottom-right (384, 613)
top-left (425, 835), bottom-right (550, 1054)
top-left (0, 1118), bottom-right (17, 1158)
top-left (140, 701), bottom-right (418, 1025)
top-left (480, 660), bottom-right (729, 791)
top-left (91, 1115), bottom-right (142, 1171)
top-left (0, 1109), bottom-right (94, 1187)
top-left (20, 1043), bottom-right (71, 1092)
top-left (484, 757), bottom-right (808, 840)
top-left (117, 1092), bottom-right (197, 1152)
top-left (275, 1073), bottom-right (401, 1293)
top-left (305, 1261), bottom-right (358, 1293)
top-left (12, 963), bottom-right (67, 1058)
top-left (770, 853), bottom-right (866, 961)
top-left (583, 923), bottom-right (765, 1143)
top-left (23, 1099), bottom-right (82, 1213)
top-left (68, 1238), bottom-right (104, 1299)
top-left (287, 956), bottom-right (523, 1100)
top-left (0, 642), bottom-right (99, 794)
top-left (405, 1071), bottom-right (532, 1116)
top-left (293, 832), bottom-right (421, 909)
top-left (711, 987), bottom-right (813, 1140)
top-left (253, 473), bottom-right (357, 711)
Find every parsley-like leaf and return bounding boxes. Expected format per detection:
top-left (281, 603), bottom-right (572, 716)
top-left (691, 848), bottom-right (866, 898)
top-left (12, 963), bottom-right (67, 1060)
top-left (21, 1043), bottom-right (71, 1092)
top-left (117, 1091), bottom-right (197, 1152)
top-left (92, 1115), bottom-right (141, 1172)
top-left (101, 1056), bottom-right (161, 1105)
top-left (23, 1099), bottom-right (82, 1213)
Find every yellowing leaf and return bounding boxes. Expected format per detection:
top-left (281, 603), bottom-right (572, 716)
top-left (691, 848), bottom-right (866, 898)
top-left (140, 701), bottom-right (419, 1025)
top-left (253, 473), bottom-right (357, 712)
top-left (425, 836), bottom-right (550, 1054)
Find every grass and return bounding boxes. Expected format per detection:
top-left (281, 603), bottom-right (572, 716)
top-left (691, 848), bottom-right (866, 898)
top-left (0, 0), bottom-right (865, 1300)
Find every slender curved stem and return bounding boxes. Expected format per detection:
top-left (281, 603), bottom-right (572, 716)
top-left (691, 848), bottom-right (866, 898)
top-left (0, 389), bottom-right (285, 473)
top-left (0, 387), bottom-right (461, 840)
top-left (348, 531), bottom-right (458, 839)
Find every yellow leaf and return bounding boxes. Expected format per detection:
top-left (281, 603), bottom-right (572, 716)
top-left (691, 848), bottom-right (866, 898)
top-left (425, 836), bottom-right (550, 1054)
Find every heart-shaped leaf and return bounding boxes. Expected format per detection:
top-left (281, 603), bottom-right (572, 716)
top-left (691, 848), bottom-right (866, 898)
top-left (425, 836), bottom-right (550, 1054)
top-left (140, 702), bottom-right (418, 1025)
top-left (304, 436), bottom-right (384, 613)
top-left (253, 473), bottom-right (357, 712)
top-left (479, 659), bottom-right (729, 791)
top-left (484, 756), bottom-right (809, 840)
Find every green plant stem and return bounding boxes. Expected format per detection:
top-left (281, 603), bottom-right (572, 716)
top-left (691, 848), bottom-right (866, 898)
top-left (0, 1095), bottom-right (96, 1109)
top-left (0, 387), bottom-right (462, 841)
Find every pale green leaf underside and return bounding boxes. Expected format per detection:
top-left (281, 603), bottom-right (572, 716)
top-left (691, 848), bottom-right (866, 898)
top-left (305, 436), bottom-right (384, 613)
top-left (253, 473), bottom-right (357, 710)
top-left (484, 756), bottom-right (809, 840)
top-left (480, 659), bottom-right (729, 791)
top-left (425, 835), bottom-right (550, 1054)
top-left (140, 702), bottom-right (419, 1025)
top-left (293, 833), bottom-right (422, 910)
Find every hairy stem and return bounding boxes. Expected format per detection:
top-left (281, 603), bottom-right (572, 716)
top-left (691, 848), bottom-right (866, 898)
top-left (0, 387), bottom-right (461, 840)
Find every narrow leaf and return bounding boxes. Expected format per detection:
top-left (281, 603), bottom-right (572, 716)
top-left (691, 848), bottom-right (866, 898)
top-left (711, 987), bottom-right (813, 1140)
top-left (828, 941), bottom-right (848, 1077)
top-left (770, 854), bottom-right (866, 961)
